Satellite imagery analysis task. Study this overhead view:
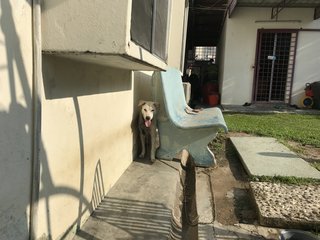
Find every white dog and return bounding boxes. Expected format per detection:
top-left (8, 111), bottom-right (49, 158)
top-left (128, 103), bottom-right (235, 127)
top-left (138, 101), bottom-right (160, 163)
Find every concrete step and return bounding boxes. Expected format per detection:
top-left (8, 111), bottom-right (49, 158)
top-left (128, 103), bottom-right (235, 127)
top-left (230, 137), bottom-right (320, 179)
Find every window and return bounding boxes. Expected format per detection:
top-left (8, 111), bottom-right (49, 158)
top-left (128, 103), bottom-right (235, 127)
top-left (131, 0), bottom-right (169, 61)
top-left (194, 46), bottom-right (216, 62)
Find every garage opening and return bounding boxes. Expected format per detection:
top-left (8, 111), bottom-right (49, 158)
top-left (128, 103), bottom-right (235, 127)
top-left (183, 0), bottom-right (227, 108)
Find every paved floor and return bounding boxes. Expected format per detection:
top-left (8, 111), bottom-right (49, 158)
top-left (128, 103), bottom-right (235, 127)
top-left (72, 136), bottom-right (320, 239)
top-left (73, 159), bottom-right (180, 240)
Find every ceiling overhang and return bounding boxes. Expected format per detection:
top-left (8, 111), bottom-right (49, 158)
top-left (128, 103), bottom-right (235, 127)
top-left (187, 0), bottom-right (228, 46)
top-left (228, 0), bottom-right (320, 19)
top-left (187, 0), bottom-right (320, 49)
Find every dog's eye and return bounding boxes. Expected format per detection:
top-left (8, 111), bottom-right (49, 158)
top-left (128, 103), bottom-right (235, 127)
top-left (144, 109), bottom-right (147, 112)
top-left (151, 109), bottom-right (154, 112)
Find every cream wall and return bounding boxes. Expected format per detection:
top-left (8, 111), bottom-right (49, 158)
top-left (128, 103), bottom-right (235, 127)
top-left (167, 0), bottom-right (187, 70)
top-left (36, 56), bottom-right (133, 239)
top-left (0, 0), bottom-right (33, 239)
top-left (42, 0), bottom-right (129, 53)
top-left (220, 7), bottom-right (320, 105)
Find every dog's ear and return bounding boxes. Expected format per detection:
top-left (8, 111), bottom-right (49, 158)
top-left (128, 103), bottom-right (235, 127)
top-left (138, 100), bottom-right (146, 107)
top-left (153, 102), bottom-right (160, 109)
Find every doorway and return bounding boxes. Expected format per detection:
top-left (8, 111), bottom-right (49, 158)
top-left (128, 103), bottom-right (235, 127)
top-left (254, 30), bottom-right (298, 103)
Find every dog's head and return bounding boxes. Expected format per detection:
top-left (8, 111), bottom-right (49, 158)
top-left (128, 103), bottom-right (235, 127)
top-left (138, 101), bottom-right (159, 128)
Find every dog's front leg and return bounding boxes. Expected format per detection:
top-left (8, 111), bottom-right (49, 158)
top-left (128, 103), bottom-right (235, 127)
top-left (150, 139), bottom-right (156, 163)
top-left (150, 129), bottom-right (157, 163)
top-left (139, 130), bottom-right (146, 158)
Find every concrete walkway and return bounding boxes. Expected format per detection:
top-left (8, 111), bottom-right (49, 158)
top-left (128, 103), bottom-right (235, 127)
top-left (72, 136), bottom-right (320, 239)
top-left (73, 159), bottom-right (180, 240)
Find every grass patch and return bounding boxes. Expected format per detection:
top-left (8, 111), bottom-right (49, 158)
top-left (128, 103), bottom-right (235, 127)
top-left (311, 162), bottom-right (320, 171)
top-left (208, 133), bottom-right (226, 152)
top-left (250, 175), bottom-right (320, 185)
top-left (224, 113), bottom-right (320, 147)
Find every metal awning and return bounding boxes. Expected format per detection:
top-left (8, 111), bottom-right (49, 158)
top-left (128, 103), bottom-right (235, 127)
top-left (229, 0), bottom-right (320, 19)
top-left (236, 0), bottom-right (320, 8)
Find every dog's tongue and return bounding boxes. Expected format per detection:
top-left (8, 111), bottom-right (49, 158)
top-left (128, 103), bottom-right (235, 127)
top-left (145, 120), bottom-right (152, 128)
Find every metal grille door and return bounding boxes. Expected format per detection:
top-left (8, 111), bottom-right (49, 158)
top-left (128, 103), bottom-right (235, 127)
top-left (254, 30), bottom-right (297, 103)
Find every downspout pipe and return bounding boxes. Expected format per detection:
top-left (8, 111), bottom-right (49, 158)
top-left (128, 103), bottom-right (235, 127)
top-left (30, 0), bottom-right (42, 239)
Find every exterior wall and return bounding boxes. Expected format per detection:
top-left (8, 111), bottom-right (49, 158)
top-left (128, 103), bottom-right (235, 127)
top-left (42, 0), bottom-right (129, 53)
top-left (0, 0), bottom-right (186, 239)
top-left (167, 0), bottom-right (187, 70)
top-left (220, 7), bottom-right (320, 105)
top-left (36, 56), bottom-right (133, 239)
top-left (0, 0), bottom-right (33, 239)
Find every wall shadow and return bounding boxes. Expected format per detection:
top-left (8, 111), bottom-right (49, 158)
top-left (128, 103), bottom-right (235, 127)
top-left (42, 55), bottom-right (132, 100)
top-left (90, 160), bottom-right (106, 210)
top-left (0, 0), bottom-right (32, 239)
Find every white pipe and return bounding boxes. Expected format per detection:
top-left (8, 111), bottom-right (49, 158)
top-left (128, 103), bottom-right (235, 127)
top-left (29, 0), bottom-right (42, 239)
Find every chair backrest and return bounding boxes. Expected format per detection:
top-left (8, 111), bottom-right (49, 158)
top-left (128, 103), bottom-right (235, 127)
top-left (160, 68), bottom-right (188, 121)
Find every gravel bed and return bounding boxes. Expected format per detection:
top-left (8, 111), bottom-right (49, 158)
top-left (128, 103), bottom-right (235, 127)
top-left (250, 182), bottom-right (320, 230)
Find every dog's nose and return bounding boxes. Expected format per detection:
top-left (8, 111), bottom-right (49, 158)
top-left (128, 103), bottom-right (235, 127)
top-left (146, 116), bottom-right (151, 120)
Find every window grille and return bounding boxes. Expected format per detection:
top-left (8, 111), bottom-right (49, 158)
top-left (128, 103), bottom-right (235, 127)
top-left (194, 46), bottom-right (216, 62)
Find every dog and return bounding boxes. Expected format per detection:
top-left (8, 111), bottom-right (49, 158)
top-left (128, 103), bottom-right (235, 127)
top-left (138, 101), bottom-right (160, 163)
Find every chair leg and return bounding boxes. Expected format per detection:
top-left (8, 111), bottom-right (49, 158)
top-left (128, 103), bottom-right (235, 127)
top-left (156, 121), bottom-right (218, 167)
top-left (187, 136), bottom-right (216, 167)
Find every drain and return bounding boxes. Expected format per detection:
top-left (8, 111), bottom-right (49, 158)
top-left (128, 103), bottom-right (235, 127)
top-left (170, 150), bottom-right (199, 240)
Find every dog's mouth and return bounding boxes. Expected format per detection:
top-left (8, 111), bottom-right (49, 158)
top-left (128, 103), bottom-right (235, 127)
top-left (145, 119), bottom-right (152, 128)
